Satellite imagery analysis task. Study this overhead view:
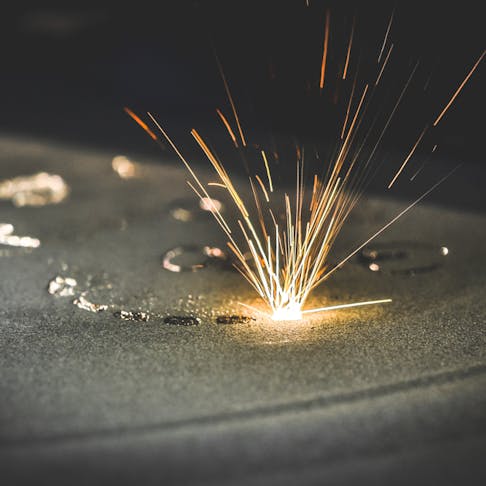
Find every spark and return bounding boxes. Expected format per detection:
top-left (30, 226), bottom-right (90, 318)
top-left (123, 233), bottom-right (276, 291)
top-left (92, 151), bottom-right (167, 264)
top-left (377, 7), bottom-right (395, 63)
top-left (302, 298), bottom-right (392, 315)
top-left (261, 150), bottom-right (274, 192)
top-left (124, 107), bottom-right (158, 141)
top-left (216, 108), bottom-right (239, 147)
top-left (410, 144), bottom-right (438, 181)
top-left (388, 124), bottom-right (428, 188)
top-left (433, 50), bottom-right (485, 126)
top-left (375, 43), bottom-right (394, 86)
top-left (359, 61), bottom-right (420, 173)
top-left (255, 175), bottom-right (270, 202)
top-left (215, 55), bottom-right (247, 146)
top-left (319, 9), bottom-right (330, 89)
top-left (341, 68), bottom-right (358, 139)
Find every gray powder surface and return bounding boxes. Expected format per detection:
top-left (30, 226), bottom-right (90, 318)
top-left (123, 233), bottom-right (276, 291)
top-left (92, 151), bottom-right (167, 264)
top-left (0, 136), bottom-right (485, 485)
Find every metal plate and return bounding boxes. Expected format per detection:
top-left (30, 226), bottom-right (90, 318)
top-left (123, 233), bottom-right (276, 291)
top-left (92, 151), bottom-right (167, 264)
top-left (1, 136), bottom-right (485, 485)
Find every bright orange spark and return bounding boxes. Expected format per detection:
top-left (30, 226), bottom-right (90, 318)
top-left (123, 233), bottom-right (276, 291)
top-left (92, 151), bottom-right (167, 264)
top-left (216, 108), bottom-right (238, 147)
top-left (319, 9), bottom-right (330, 89)
top-left (433, 50), bottom-right (485, 126)
top-left (255, 175), bottom-right (270, 202)
top-left (261, 150), bottom-right (274, 192)
top-left (215, 55), bottom-right (247, 146)
top-left (124, 107), bottom-right (158, 141)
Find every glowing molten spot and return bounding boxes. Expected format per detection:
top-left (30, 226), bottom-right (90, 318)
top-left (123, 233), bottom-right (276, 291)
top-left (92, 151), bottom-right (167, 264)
top-left (272, 304), bottom-right (303, 321)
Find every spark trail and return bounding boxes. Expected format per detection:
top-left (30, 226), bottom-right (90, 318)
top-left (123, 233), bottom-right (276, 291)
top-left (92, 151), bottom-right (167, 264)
top-left (127, 10), bottom-right (480, 321)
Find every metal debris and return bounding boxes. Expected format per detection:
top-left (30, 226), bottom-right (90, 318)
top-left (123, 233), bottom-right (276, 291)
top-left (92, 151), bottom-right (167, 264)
top-left (216, 315), bottom-right (256, 324)
top-left (162, 245), bottom-right (226, 272)
top-left (358, 241), bottom-right (449, 276)
top-left (113, 310), bottom-right (150, 322)
top-left (73, 295), bottom-right (108, 313)
top-left (163, 315), bottom-right (200, 326)
top-left (47, 276), bottom-right (77, 297)
top-left (0, 223), bottom-right (40, 249)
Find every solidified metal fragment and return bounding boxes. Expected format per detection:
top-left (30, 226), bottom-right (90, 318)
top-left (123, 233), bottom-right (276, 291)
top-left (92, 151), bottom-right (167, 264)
top-left (114, 310), bottom-right (150, 322)
top-left (0, 223), bottom-right (40, 249)
top-left (216, 315), bottom-right (256, 324)
top-left (73, 295), bottom-right (108, 313)
top-left (162, 245), bottom-right (226, 272)
top-left (163, 315), bottom-right (200, 326)
top-left (47, 276), bottom-right (77, 297)
top-left (358, 241), bottom-right (449, 275)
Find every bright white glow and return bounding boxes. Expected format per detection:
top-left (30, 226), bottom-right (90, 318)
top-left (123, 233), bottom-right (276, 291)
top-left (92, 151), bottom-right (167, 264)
top-left (272, 304), bottom-right (303, 321)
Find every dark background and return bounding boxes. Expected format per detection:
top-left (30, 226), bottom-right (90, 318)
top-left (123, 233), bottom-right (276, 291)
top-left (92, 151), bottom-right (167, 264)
top-left (0, 1), bottom-right (484, 207)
